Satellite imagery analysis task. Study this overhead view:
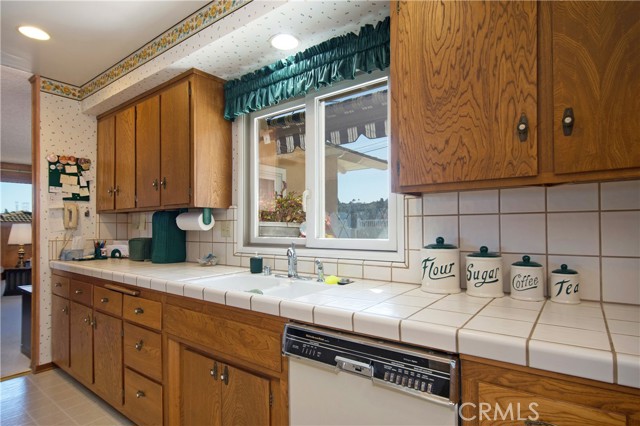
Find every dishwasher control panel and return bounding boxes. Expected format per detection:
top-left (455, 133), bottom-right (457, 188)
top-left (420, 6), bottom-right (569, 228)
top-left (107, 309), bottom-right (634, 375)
top-left (283, 323), bottom-right (459, 405)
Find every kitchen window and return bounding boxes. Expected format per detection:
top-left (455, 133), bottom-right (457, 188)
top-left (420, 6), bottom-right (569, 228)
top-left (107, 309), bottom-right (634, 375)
top-left (240, 72), bottom-right (403, 259)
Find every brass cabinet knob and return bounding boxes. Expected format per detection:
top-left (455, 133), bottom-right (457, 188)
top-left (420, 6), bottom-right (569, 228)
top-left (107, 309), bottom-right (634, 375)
top-left (133, 307), bottom-right (144, 315)
top-left (135, 340), bottom-right (144, 351)
top-left (100, 297), bottom-right (109, 303)
top-left (136, 390), bottom-right (145, 399)
top-left (75, 289), bottom-right (83, 295)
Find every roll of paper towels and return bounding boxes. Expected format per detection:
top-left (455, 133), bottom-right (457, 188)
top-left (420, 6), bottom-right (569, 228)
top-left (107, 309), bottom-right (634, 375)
top-left (176, 212), bottom-right (215, 231)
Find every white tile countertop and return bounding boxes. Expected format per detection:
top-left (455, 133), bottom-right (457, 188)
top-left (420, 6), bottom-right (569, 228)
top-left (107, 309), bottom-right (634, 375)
top-left (50, 259), bottom-right (640, 389)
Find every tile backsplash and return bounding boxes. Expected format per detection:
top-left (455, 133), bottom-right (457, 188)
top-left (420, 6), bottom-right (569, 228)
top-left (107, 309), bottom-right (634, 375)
top-left (74, 179), bottom-right (639, 306)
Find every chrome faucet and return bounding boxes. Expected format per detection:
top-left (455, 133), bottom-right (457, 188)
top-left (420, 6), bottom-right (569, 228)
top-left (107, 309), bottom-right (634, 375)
top-left (315, 259), bottom-right (325, 282)
top-left (287, 243), bottom-right (298, 278)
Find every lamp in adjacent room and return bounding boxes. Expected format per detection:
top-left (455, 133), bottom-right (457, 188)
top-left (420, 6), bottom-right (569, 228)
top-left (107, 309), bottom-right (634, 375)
top-left (8, 223), bottom-right (32, 268)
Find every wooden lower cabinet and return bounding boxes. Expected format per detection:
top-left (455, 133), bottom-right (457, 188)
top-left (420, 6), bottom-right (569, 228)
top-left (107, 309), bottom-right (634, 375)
top-left (93, 311), bottom-right (123, 408)
top-left (51, 294), bottom-right (69, 369)
top-left (124, 367), bottom-right (163, 426)
top-left (180, 347), bottom-right (270, 426)
top-left (165, 300), bottom-right (289, 426)
top-left (461, 356), bottom-right (640, 426)
top-left (69, 301), bottom-right (93, 385)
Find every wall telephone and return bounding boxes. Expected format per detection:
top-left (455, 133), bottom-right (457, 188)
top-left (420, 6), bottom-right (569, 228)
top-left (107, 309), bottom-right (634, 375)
top-left (63, 203), bottom-right (78, 229)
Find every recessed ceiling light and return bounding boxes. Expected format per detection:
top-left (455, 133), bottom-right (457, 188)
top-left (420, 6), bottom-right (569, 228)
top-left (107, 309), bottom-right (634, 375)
top-left (270, 34), bottom-right (299, 51)
top-left (18, 26), bottom-right (50, 41)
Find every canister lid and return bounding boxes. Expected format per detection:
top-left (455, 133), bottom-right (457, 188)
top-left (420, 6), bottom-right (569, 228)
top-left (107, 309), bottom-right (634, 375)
top-left (512, 255), bottom-right (542, 267)
top-left (468, 246), bottom-right (500, 258)
top-left (552, 264), bottom-right (578, 274)
top-left (424, 236), bottom-right (458, 249)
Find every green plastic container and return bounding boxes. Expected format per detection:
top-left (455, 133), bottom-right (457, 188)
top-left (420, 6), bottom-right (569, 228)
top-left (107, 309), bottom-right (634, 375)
top-left (151, 211), bottom-right (186, 263)
top-left (128, 238), bottom-right (152, 261)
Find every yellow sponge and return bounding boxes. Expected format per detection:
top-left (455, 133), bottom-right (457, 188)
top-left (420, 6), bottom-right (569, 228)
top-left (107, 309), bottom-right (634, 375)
top-left (325, 275), bottom-right (340, 285)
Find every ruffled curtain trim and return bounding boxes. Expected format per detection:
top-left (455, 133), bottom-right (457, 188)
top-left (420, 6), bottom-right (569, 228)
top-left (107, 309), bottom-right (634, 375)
top-left (223, 16), bottom-right (390, 121)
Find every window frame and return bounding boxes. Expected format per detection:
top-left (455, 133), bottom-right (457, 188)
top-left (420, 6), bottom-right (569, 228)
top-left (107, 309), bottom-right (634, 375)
top-left (236, 70), bottom-right (405, 262)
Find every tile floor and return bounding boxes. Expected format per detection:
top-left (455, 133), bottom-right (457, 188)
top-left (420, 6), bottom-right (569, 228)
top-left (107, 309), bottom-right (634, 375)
top-left (0, 369), bottom-right (133, 426)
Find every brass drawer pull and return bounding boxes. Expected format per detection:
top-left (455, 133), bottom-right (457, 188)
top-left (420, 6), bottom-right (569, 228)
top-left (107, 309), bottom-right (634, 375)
top-left (136, 390), bottom-right (145, 399)
top-left (75, 289), bottom-right (83, 295)
top-left (134, 307), bottom-right (144, 315)
top-left (55, 282), bottom-right (62, 287)
top-left (135, 340), bottom-right (144, 351)
top-left (100, 297), bottom-right (109, 303)
top-left (62, 307), bottom-right (68, 314)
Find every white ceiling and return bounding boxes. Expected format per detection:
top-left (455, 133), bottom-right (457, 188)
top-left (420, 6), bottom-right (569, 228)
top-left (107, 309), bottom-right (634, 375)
top-left (1, 1), bottom-right (210, 86)
top-left (0, 0), bottom-right (389, 165)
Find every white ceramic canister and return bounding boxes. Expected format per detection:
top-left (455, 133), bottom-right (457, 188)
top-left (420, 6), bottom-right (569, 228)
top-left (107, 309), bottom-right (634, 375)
top-left (549, 264), bottom-right (580, 304)
top-left (510, 255), bottom-right (544, 301)
top-left (465, 246), bottom-right (504, 298)
top-left (421, 237), bottom-right (460, 294)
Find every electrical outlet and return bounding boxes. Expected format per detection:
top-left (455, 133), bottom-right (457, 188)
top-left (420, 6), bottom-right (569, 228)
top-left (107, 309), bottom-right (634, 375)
top-left (220, 221), bottom-right (231, 237)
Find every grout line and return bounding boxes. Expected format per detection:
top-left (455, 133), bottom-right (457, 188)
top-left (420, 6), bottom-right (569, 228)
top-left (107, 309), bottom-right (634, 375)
top-left (600, 301), bottom-right (618, 384)
top-left (526, 299), bottom-right (548, 367)
top-left (598, 182), bottom-right (604, 304)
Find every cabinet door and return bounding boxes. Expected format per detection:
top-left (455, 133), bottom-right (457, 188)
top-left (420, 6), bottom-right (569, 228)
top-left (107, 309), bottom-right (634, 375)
top-left (222, 364), bottom-right (270, 426)
top-left (93, 312), bottom-right (123, 408)
top-left (136, 96), bottom-right (161, 208)
top-left (552, 1), bottom-right (640, 174)
top-left (181, 348), bottom-right (222, 426)
top-left (51, 295), bottom-right (70, 369)
top-left (115, 106), bottom-right (136, 210)
top-left (97, 116), bottom-right (115, 211)
top-left (391, 1), bottom-right (538, 189)
top-left (69, 301), bottom-right (93, 384)
top-left (160, 80), bottom-right (191, 207)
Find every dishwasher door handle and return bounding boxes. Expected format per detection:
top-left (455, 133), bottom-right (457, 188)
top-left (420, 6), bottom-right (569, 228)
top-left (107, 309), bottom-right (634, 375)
top-left (335, 356), bottom-right (373, 378)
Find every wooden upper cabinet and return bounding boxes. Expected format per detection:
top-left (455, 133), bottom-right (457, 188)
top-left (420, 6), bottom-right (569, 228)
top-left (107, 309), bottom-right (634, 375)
top-left (96, 116), bottom-right (115, 211)
top-left (552, 1), bottom-right (640, 174)
top-left (96, 69), bottom-right (231, 212)
top-left (160, 80), bottom-right (191, 207)
top-left (391, 1), bottom-right (538, 191)
top-left (136, 96), bottom-right (161, 208)
top-left (115, 106), bottom-right (136, 210)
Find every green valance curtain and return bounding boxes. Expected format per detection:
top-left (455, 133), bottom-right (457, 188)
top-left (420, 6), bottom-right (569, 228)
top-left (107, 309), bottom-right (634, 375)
top-left (223, 16), bottom-right (390, 121)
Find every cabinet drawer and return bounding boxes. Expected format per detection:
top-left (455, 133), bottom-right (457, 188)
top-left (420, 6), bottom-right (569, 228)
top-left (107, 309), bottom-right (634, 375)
top-left (123, 296), bottom-right (162, 330)
top-left (124, 368), bottom-right (163, 426)
top-left (93, 287), bottom-right (122, 317)
top-left (51, 275), bottom-right (69, 298)
top-left (478, 382), bottom-right (626, 426)
top-left (69, 280), bottom-right (92, 306)
top-left (124, 322), bottom-right (162, 382)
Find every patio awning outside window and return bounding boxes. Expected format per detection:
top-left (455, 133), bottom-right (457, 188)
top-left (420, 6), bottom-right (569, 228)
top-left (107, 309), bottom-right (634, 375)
top-left (265, 88), bottom-right (388, 155)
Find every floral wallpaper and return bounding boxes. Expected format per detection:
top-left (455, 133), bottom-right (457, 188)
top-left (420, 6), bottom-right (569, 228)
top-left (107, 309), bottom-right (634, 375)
top-left (40, 0), bottom-right (250, 101)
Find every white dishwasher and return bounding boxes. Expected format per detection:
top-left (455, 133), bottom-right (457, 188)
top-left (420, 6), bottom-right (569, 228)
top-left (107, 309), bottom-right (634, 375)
top-left (283, 323), bottom-right (459, 426)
